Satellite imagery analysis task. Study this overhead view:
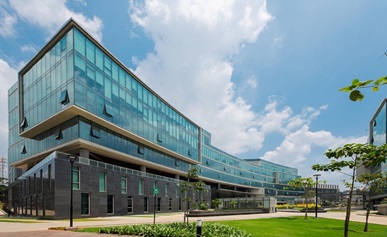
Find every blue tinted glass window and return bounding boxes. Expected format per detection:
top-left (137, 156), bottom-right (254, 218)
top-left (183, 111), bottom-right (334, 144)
top-left (75, 53), bottom-right (86, 71)
top-left (112, 63), bottom-right (118, 82)
top-left (86, 40), bottom-right (95, 63)
top-left (96, 48), bottom-right (103, 70)
top-left (105, 78), bottom-right (111, 100)
top-left (74, 29), bottom-right (85, 56)
top-left (104, 56), bottom-right (112, 76)
top-left (96, 71), bottom-right (103, 86)
top-left (99, 172), bottom-right (106, 192)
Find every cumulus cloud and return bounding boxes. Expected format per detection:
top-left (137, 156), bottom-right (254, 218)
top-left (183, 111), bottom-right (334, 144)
top-left (260, 100), bottom-right (367, 177)
top-left (129, 0), bottom-right (272, 154)
top-left (262, 122), bottom-right (367, 187)
top-left (7, 0), bottom-right (103, 41)
top-left (0, 59), bottom-right (18, 158)
top-left (127, 1), bottom-right (369, 188)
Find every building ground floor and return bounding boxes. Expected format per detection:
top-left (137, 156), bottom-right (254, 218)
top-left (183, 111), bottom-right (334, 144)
top-left (7, 151), bottom-right (294, 219)
top-left (7, 151), bottom-right (211, 219)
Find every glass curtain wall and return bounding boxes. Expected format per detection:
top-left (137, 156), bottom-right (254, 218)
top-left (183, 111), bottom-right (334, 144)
top-left (21, 29), bottom-right (74, 131)
top-left (72, 28), bottom-right (199, 162)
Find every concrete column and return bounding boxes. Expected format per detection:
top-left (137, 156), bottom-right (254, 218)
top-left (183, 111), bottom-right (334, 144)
top-left (275, 171), bottom-right (279, 184)
top-left (140, 165), bottom-right (146, 176)
top-left (175, 174), bottom-right (180, 180)
top-left (140, 165), bottom-right (146, 172)
top-left (79, 148), bottom-right (89, 158)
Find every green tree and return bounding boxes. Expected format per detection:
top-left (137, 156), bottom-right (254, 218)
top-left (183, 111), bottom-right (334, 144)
top-left (229, 200), bottom-right (238, 209)
top-left (339, 76), bottom-right (387, 101)
top-left (211, 198), bottom-right (221, 209)
top-left (312, 143), bottom-right (387, 237)
top-left (357, 172), bottom-right (387, 232)
top-left (0, 177), bottom-right (8, 211)
top-left (179, 166), bottom-right (206, 225)
top-left (287, 177), bottom-right (316, 220)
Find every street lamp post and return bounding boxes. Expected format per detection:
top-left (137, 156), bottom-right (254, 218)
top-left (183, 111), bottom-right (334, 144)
top-left (68, 155), bottom-right (78, 227)
top-left (313, 174), bottom-right (321, 218)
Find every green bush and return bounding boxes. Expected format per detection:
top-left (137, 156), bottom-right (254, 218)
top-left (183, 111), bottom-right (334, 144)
top-left (229, 200), bottom-right (238, 208)
top-left (199, 202), bottom-right (209, 210)
top-left (211, 199), bottom-right (221, 209)
top-left (97, 222), bottom-right (251, 237)
top-left (193, 202), bottom-right (209, 210)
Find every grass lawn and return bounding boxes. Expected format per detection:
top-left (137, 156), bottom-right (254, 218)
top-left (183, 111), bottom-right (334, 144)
top-left (221, 216), bottom-right (387, 237)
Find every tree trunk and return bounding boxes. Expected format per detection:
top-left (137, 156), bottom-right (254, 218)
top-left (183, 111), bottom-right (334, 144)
top-left (305, 197), bottom-right (308, 220)
top-left (186, 188), bottom-right (191, 225)
top-left (364, 192), bottom-right (371, 232)
top-left (344, 163), bottom-right (357, 237)
top-left (183, 211), bottom-right (186, 224)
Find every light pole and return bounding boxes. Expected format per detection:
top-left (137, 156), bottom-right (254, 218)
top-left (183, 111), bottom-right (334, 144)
top-left (313, 174), bottom-right (321, 218)
top-left (68, 155), bottom-right (78, 227)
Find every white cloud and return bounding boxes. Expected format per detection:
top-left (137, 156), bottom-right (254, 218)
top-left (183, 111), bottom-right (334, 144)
top-left (73, 0), bottom-right (87, 7)
top-left (0, 59), bottom-right (18, 158)
top-left (246, 77), bottom-right (258, 89)
top-left (256, 100), bottom-right (292, 134)
top-left (262, 121), bottom-right (367, 188)
top-left (127, 1), bottom-right (368, 189)
top-left (0, 3), bottom-right (17, 37)
top-left (8, 0), bottom-right (103, 41)
top-left (20, 45), bottom-right (37, 54)
top-left (129, 0), bottom-right (272, 154)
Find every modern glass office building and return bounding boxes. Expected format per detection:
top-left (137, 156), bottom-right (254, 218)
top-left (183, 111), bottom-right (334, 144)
top-left (7, 19), bottom-right (302, 219)
top-left (362, 98), bottom-right (387, 202)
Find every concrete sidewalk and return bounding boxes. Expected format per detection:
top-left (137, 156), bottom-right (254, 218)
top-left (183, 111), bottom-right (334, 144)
top-left (0, 210), bottom-right (386, 236)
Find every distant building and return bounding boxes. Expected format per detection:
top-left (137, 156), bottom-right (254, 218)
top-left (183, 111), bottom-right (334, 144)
top-left (340, 190), bottom-right (364, 207)
top-left (317, 183), bottom-right (340, 205)
top-left (7, 19), bottom-right (302, 219)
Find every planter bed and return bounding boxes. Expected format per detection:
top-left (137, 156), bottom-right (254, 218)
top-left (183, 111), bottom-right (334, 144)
top-left (299, 209), bottom-right (327, 213)
top-left (187, 209), bottom-right (266, 217)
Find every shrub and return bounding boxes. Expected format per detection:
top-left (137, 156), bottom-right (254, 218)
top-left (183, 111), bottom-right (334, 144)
top-left (229, 200), bottom-right (238, 208)
top-left (211, 199), bottom-right (221, 209)
top-left (97, 222), bottom-right (251, 237)
top-left (193, 202), bottom-right (208, 210)
top-left (276, 204), bottom-right (321, 210)
top-left (199, 202), bottom-right (209, 210)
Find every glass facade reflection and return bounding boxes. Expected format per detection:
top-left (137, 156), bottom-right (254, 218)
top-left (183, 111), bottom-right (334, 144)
top-left (370, 99), bottom-right (387, 174)
top-left (8, 19), bottom-right (302, 218)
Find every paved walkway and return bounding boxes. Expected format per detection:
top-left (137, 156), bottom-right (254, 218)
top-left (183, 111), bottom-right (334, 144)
top-left (1, 210), bottom-right (386, 237)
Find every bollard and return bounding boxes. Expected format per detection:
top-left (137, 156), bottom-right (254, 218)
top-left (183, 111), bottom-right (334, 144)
top-left (196, 220), bottom-right (202, 237)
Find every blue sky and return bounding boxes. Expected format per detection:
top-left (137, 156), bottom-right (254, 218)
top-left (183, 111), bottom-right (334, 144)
top-left (1, 0), bottom-right (386, 189)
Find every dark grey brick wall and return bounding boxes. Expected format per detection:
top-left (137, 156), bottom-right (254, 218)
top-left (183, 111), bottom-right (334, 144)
top-left (9, 156), bottom-right (211, 219)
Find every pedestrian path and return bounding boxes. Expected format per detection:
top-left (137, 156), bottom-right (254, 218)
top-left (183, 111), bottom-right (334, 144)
top-left (0, 210), bottom-right (386, 236)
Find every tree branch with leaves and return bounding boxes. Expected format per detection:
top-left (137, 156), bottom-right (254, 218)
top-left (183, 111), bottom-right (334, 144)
top-left (357, 172), bottom-right (387, 232)
top-left (179, 166), bottom-right (207, 225)
top-left (287, 177), bottom-right (318, 220)
top-left (339, 76), bottom-right (387, 101)
top-left (312, 143), bottom-right (387, 237)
